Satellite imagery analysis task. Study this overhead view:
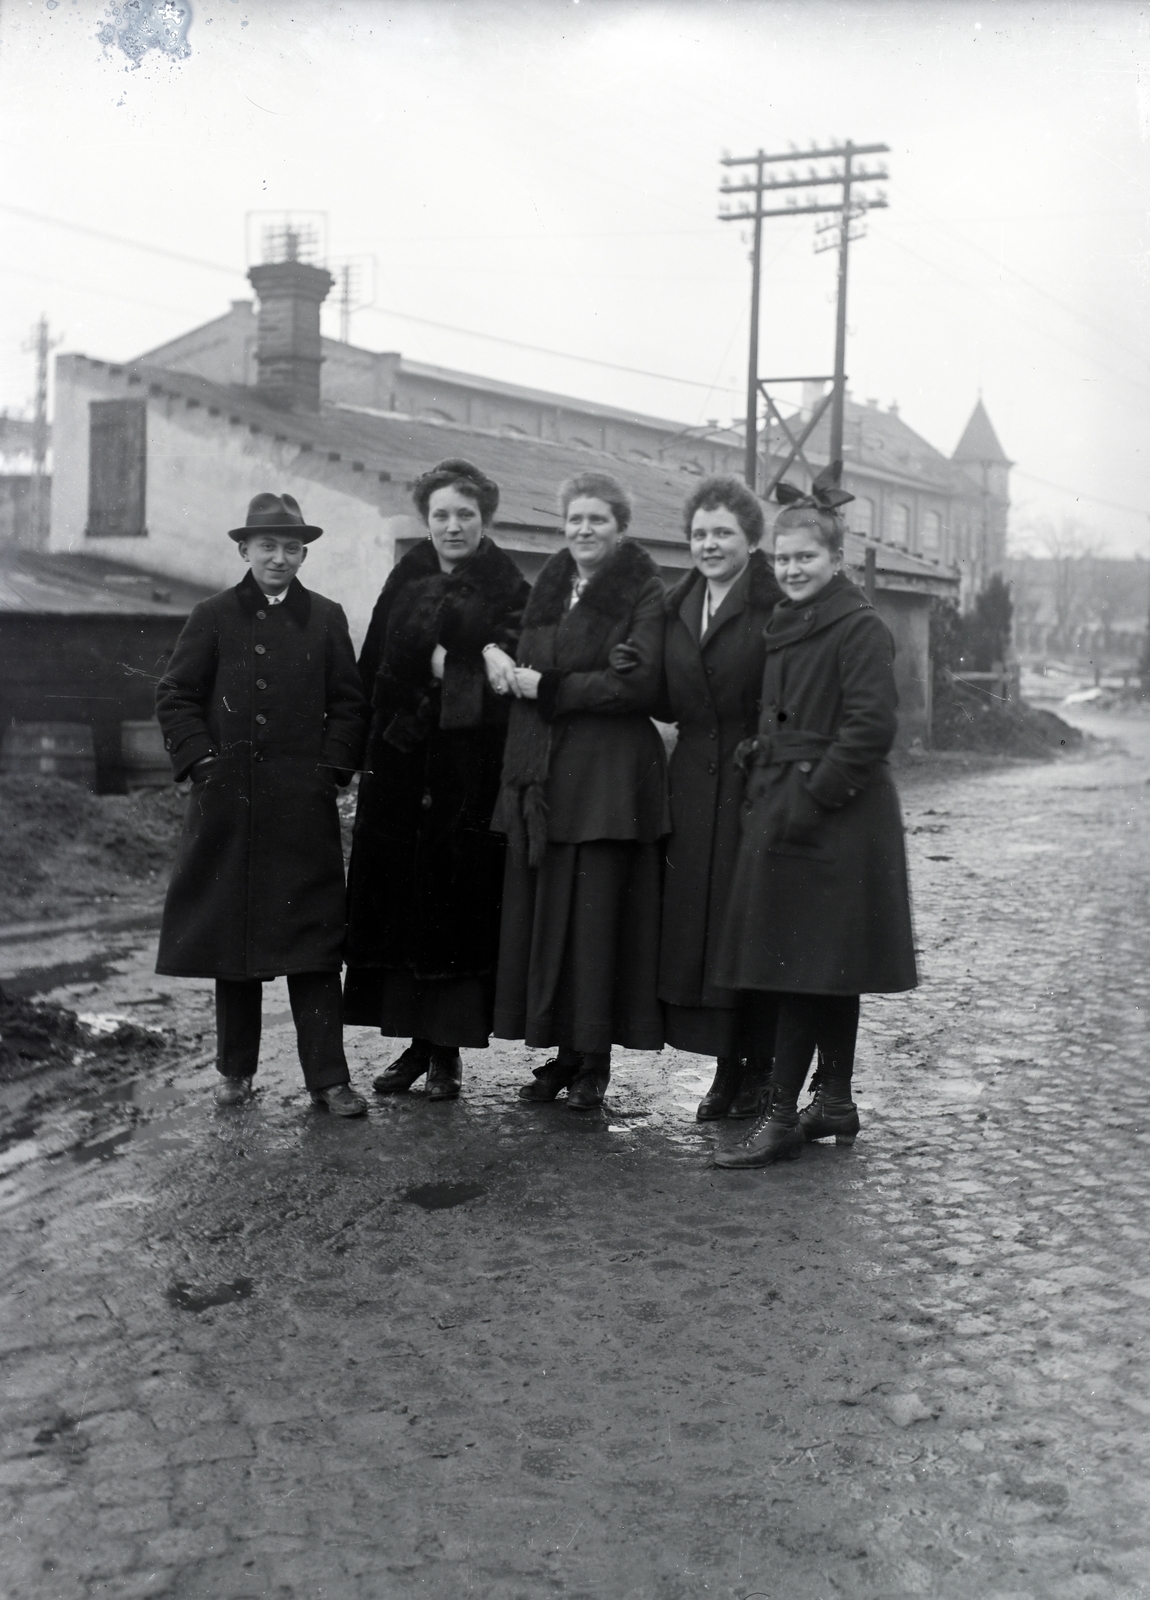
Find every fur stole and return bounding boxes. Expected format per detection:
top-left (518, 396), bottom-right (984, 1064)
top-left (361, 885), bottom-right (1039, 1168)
top-left (363, 537), bottom-right (530, 750)
top-left (496, 539), bottom-right (660, 867)
top-left (663, 546), bottom-right (783, 620)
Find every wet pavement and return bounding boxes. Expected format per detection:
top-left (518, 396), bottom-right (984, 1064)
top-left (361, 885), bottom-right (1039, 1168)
top-left (1, 708), bottom-right (1148, 1600)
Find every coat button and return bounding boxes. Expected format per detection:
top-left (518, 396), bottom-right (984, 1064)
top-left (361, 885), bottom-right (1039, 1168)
top-left (707, 762), bottom-right (716, 775)
top-left (256, 609), bottom-right (267, 620)
top-left (255, 644), bottom-right (267, 655)
top-left (799, 761), bottom-right (812, 774)
top-left (256, 678), bottom-right (267, 690)
top-left (252, 751), bottom-right (263, 763)
top-left (708, 728), bottom-right (717, 740)
top-left (164, 738), bottom-right (171, 750)
top-left (421, 791), bottom-right (433, 810)
top-left (777, 711), bottom-right (787, 722)
top-left (256, 714), bottom-right (267, 725)
top-left (804, 609), bottom-right (813, 620)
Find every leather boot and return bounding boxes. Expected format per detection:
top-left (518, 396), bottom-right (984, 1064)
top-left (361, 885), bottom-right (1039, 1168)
top-left (713, 1103), bottom-right (803, 1169)
top-left (567, 1054), bottom-right (610, 1110)
top-left (518, 1055), bottom-right (582, 1101)
top-left (799, 1079), bottom-right (860, 1145)
top-left (727, 1054), bottom-right (773, 1119)
top-left (696, 1057), bottom-right (741, 1121)
top-left (427, 1048), bottom-right (463, 1101)
top-left (373, 1039), bottom-right (431, 1094)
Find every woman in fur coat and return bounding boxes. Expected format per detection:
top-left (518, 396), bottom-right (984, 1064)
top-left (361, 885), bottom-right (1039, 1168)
top-left (343, 459), bottom-right (531, 1100)
top-left (491, 472), bottom-right (669, 1109)
top-left (653, 477), bottom-right (783, 1120)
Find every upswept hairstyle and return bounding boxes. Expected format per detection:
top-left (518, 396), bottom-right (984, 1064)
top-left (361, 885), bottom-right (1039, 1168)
top-left (682, 475), bottom-right (765, 547)
top-left (558, 471), bottom-right (633, 533)
top-left (772, 503), bottom-right (846, 556)
top-left (412, 458), bottom-right (500, 525)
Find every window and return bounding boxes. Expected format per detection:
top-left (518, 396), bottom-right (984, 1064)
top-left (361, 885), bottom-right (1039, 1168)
top-left (849, 496), bottom-right (875, 537)
top-left (87, 399), bottom-right (146, 537)
top-left (889, 503), bottom-right (910, 548)
top-left (922, 510), bottom-right (942, 555)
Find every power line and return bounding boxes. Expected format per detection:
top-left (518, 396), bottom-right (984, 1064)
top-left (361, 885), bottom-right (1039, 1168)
top-left (1013, 468), bottom-right (1147, 519)
top-left (358, 305), bottom-right (742, 395)
top-left (0, 202), bottom-right (241, 278)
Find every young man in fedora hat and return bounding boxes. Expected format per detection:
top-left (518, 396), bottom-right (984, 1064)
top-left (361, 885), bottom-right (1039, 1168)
top-left (156, 492), bottom-right (370, 1114)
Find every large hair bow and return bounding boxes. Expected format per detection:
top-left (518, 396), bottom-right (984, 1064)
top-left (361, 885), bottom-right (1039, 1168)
top-left (774, 461), bottom-right (854, 511)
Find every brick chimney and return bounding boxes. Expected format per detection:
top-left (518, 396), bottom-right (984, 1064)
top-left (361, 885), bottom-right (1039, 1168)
top-left (247, 231), bottom-right (333, 412)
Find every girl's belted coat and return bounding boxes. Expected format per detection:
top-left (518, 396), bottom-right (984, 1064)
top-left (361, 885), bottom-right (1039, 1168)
top-left (343, 536), bottom-right (530, 1002)
top-left (713, 572), bottom-right (917, 997)
top-left (657, 551), bottom-right (782, 1039)
top-left (155, 571), bottom-right (367, 981)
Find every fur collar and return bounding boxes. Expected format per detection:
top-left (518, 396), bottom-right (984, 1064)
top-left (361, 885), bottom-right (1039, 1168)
top-left (664, 547), bottom-right (781, 619)
top-left (523, 538), bottom-right (660, 629)
top-left (235, 568), bottom-right (311, 627)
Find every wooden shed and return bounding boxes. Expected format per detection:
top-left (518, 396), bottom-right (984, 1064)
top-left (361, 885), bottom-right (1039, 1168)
top-left (0, 544), bottom-right (214, 792)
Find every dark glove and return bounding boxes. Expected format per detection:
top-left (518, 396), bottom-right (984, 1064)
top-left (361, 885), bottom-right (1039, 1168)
top-left (608, 640), bottom-right (641, 675)
top-left (189, 755), bottom-right (218, 782)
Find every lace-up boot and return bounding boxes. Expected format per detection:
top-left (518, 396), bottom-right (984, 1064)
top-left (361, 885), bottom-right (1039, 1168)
top-left (799, 1079), bottom-right (860, 1146)
top-left (696, 1057), bottom-right (742, 1121)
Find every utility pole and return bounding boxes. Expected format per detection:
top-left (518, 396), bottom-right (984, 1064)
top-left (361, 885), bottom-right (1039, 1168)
top-left (23, 315), bottom-right (57, 548)
top-left (719, 141), bottom-right (888, 491)
top-left (338, 263), bottom-right (354, 344)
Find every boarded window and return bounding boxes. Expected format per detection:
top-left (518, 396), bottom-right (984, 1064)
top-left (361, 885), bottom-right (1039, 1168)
top-left (87, 400), bottom-right (147, 537)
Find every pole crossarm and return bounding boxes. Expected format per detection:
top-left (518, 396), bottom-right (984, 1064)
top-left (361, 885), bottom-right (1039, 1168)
top-left (721, 200), bottom-right (887, 222)
top-left (721, 143), bottom-right (889, 166)
top-left (722, 168), bottom-right (887, 196)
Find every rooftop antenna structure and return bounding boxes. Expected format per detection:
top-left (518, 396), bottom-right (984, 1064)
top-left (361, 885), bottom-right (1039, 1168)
top-left (332, 255), bottom-right (378, 345)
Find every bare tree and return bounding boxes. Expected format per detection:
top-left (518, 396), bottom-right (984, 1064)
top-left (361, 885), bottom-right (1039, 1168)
top-left (1013, 515), bottom-right (1106, 646)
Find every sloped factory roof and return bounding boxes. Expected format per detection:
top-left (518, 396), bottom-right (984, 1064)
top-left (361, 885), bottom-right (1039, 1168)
top-left (0, 543), bottom-right (215, 617)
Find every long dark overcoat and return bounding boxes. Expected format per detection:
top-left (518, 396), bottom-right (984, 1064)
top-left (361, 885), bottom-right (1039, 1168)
top-left (657, 550), bottom-right (782, 1016)
top-left (344, 536), bottom-right (530, 1000)
top-left (712, 572), bottom-right (917, 996)
top-left (490, 539), bottom-right (671, 850)
top-left (155, 571), bottom-right (367, 981)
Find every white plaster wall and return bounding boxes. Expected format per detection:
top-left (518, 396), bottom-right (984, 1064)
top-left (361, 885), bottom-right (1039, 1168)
top-left (50, 357), bottom-right (420, 646)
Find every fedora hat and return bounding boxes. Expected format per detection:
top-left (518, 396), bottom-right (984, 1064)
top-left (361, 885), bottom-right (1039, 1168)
top-left (228, 492), bottom-right (323, 543)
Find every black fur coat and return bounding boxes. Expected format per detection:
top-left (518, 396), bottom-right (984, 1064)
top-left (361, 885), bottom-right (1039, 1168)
top-left (493, 539), bottom-right (670, 863)
top-left (344, 536), bottom-right (531, 994)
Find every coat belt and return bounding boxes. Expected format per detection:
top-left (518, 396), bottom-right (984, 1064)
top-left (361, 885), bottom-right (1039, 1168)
top-left (733, 730), bottom-right (832, 774)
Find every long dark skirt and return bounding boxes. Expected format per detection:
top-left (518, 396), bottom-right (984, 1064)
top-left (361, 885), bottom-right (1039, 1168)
top-left (343, 967), bottom-right (493, 1049)
top-left (493, 840), bottom-right (664, 1054)
top-left (663, 1002), bottom-right (740, 1057)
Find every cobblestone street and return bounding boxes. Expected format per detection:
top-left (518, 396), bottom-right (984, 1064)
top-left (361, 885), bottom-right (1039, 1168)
top-left (1, 709), bottom-right (1148, 1600)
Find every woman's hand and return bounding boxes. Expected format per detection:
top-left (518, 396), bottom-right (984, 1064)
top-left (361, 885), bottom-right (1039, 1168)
top-left (482, 644), bottom-right (521, 697)
top-left (608, 639), bottom-right (641, 675)
top-left (514, 667), bottom-right (542, 700)
top-left (430, 644), bottom-right (447, 681)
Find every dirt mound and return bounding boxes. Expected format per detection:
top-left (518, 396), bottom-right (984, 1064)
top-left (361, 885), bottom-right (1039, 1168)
top-left (932, 685), bottom-right (1084, 758)
top-left (0, 985), bottom-right (165, 1085)
top-left (0, 776), bottom-right (185, 925)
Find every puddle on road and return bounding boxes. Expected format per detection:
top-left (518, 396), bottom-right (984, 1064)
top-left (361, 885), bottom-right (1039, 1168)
top-left (166, 1277), bottom-right (254, 1312)
top-left (2, 955), bottom-right (125, 998)
top-left (65, 1080), bottom-right (199, 1165)
top-left (404, 1181), bottom-right (486, 1210)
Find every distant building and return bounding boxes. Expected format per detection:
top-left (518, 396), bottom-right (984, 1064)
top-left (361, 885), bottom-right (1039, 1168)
top-left (45, 231), bottom-right (966, 745)
top-left (0, 411), bottom-right (50, 549)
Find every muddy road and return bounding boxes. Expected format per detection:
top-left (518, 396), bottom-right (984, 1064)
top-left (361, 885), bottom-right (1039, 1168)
top-left (1, 711), bottom-right (1148, 1600)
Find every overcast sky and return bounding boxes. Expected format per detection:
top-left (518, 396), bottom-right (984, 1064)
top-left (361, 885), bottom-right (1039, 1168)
top-left (1, 0), bottom-right (1148, 555)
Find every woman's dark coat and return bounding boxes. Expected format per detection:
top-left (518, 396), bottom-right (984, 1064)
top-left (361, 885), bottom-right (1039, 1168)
top-left (155, 570), bottom-right (367, 981)
top-left (344, 536), bottom-right (530, 995)
top-left (491, 539), bottom-right (670, 853)
top-left (713, 572), bottom-right (917, 996)
top-left (657, 550), bottom-right (782, 1013)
